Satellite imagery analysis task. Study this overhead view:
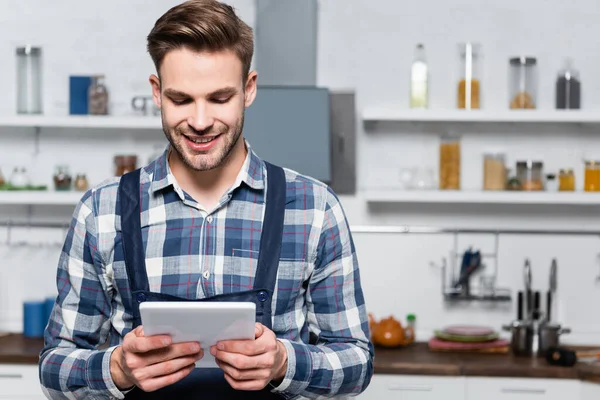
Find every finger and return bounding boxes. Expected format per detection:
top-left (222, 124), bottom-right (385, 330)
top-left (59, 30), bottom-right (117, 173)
top-left (126, 334), bottom-right (173, 354)
top-left (255, 323), bottom-right (264, 339)
top-left (144, 343), bottom-right (203, 366)
top-left (135, 354), bottom-right (200, 382)
top-left (136, 363), bottom-right (195, 393)
top-left (222, 371), bottom-right (268, 391)
top-left (216, 359), bottom-right (271, 381)
top-left (133, 326), bottom-right (144, 337)
top-left (213, 350), bottom-right (274, 370)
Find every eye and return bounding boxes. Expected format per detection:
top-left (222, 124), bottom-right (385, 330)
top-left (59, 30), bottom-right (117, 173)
top-left (171, 98), bottom-right (191, 106)
top-left (212, 97), bottom-right (231, 104)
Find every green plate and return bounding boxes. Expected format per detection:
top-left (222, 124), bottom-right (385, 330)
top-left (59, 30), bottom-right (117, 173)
top-left (434, 330), bottom-right (499, 342)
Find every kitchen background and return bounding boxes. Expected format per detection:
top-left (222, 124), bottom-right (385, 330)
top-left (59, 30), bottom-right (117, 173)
top-left (1, 0), bottom-right (600, 349)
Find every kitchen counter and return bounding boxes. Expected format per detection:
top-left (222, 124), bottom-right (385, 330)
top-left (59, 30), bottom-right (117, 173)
top-left (1, 334), bottom-right (598, 384)
top-left (375, 342), bottom-right (600, 383)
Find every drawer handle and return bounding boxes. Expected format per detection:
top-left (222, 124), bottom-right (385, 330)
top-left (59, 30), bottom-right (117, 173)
top-left (387, 384), bottom-right (433, 392)
top-left (501, 388), bottom-right (546, 395)
top-left (0, 374), bottom-right (23, 379)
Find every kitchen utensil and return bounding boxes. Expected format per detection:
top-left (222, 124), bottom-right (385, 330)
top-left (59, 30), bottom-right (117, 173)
top-left (524, 259), bottom-right (532, 320)
top-left (546, 347), bottom-right (600, 367)
top-left (533, 291), bottom-right (541, 320)
top-left (537, 323), bottom-right (571, 357)
top-left (517, 291), bottom-right (523, 320)
top-left (443, 325), bottom-right (495, 336)
top-left (434, 330), bottom-right (498, 343)
top-left (547, 258), bottom-right (557, 322)
top-left (503, 320), bottom-right (534, 356)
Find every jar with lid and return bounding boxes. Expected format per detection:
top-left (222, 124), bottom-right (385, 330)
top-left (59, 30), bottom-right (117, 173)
top-left (16, 46), bottom-right (43, 114)
top-left (559, 169), bottom-right (575, 191)
top-left (439, 134), bottom-right (461, 190)
top-left (74, 174), bottom-right (89, 191)
top-left (53, 165), bottom-right (72, 191)
top-left (410, 44), bottom-right (428, 108)
top-left (556, 58), bottom-right (581, 109)
top-left (509, 57), bottom-right (537, 109)
top-left (545, 174), bottom-right (558, 192)
top-left (516, 161), bottom-right (544, 191)
top-left (88, 75), bottom-right (109, 115)
top-left (457, 43), bottom-right (481, 109)
top-left (10, 167), bottom-right (29, 188)
top-left (584, 161), bottom-right (600, 192)
top-left (483, 152), bottom-right (506, 190)
top-left (114, 155), bottom-right (137, 177)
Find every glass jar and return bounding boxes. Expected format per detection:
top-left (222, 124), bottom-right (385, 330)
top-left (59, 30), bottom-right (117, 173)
top-left (16, 46), bottom-right (43, 114)
top-left (545, 173), bottom-right (558, 192)
top-left (483, 152), bottom-right (506, 191)
top-left (584, 161), bottom-right (600, 192)
top-left (88, 75), bottom-right (109, 115)
top-left (509, 57), bottom-right (537, 109)
top-left (10, 167), bottom-right (29, 188)
top-left (410, 44), bottom-right (428, 109)
top-left (457, 43), bottom-right (481, 109)
top-left (74, 174), bottom-right (89, 191)
top-left (114, 155), bottom-right (137, 176)
top-left (53, 165), bottom-right (72, 191)
top-left (559, 169), bottom-right (575, 191)
top-left (516, 161), bottom-right (544, 191)
top-left (439, 135), bottom-right (461, 190)
top-left (556, 58), bottom-right (581, 109)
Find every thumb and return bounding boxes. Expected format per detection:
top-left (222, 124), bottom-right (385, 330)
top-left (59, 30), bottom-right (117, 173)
top-left (255, 323), bottom-right (265, 339)
top-left (133, 325), bottom-right (145, 337)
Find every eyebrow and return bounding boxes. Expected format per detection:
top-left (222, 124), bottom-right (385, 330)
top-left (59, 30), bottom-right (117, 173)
top-left (163, 87), bottom-right (238, 98)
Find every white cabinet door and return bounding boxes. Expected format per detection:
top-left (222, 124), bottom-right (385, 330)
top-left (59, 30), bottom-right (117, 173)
top-left (358, 374), bottom-right (466, 400)
top-left (466, 377), bottom-right (579, 400)
top-left (0, 364), bottom-right (45, 399)
top-left (580, 382), bottom-right (600, 400)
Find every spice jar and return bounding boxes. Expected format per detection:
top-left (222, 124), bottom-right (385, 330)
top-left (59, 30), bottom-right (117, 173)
top-left (74, 174), bottom-right (89, 191)
top-left (559, 169), bottom-right (575, 191)
top-left (509, 57), bottom-right (537, 109)
top-left (556, 58), bottom-right (581, 110)
top-left (584, 161), bottom-right (600, 192)
top-left (439, 135), bottom-right (461, 190)
top-left (516, 161), bottom-right (544, 191)
top-left (53, 165), bottom-right (72, 191)
top-left (483, 152), bottom-right (506, 190)
top-left (457, 43), bottom-right (481, 109)
top-left (114, 155), bottom-right (137, 176)
top-left (88, 75), bottom-right (109, 115)
top-left (545, 174), bottom-right (558, 192)
top-left (16, 46), bottom-right (43, 114)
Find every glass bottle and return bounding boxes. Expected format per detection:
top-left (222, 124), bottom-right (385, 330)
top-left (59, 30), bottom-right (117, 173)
top-left (88, 75), bottom-right (109, 115)
top-left (558, 169), bottom-right (575, 191)
top-left (509, 57), bottom-right (537, 109)
top-left (410, 44), bottom-right (428, 109)
top-left (458, 43), bottom-right (481, 109)
top-left (556, 58), bottom-right (581, 109)
top-left (16, 46), bottom-right (43, 114)
top-left (584, 161), bottom-right (600, 192)
top-left (439, 134), bottom-right (461, 190)
top-left (404, 314), bottom-right (416, 344)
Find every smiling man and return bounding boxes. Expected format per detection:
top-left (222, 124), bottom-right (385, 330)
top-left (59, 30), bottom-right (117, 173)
top-left (38, 0), bottom-right (374, 398)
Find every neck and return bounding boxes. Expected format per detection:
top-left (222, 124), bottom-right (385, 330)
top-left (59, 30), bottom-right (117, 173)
top-left (168, 138), bottom-right (247, 210)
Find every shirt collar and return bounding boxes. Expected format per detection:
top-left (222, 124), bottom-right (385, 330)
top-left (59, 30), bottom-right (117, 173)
top-left (149, 141), bottom-right (265, 194)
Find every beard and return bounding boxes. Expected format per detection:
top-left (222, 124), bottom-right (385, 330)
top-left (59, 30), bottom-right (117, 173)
top-left (162, 112), bottom-right (244, 172)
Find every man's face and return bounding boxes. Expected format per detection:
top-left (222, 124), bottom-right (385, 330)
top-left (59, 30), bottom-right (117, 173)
top-left (150, 48), bottom-right (257, 172)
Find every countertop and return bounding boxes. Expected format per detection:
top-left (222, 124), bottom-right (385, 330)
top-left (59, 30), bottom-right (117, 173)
top-left (1, 334), bottom-right (598, 384)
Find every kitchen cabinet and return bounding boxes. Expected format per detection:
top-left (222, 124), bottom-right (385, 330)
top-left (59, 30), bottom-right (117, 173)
top-left (358, 374), bottom-right (466, 400)
top-left (0, 364), bottom-right (44, 399)
top-left (580, 382), bottom-right (600, 399)
top-left (466, 377), bottom-right (579, 400)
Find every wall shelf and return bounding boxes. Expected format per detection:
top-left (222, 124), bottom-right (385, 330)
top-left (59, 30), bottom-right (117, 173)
top-left (362, 108), bottom-right (600, 124)
top-left (0, 191), bottom-right (82, 206)
top-left (0, 115), bottom-right (162, 130)
top-left (364, 190), bottom-right (600, 206)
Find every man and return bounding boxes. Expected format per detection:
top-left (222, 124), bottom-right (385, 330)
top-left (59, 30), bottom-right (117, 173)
top-left (39, 0), bottom-right (374, 398)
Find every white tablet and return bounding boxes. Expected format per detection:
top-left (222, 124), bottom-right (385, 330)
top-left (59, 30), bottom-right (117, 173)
top-left (139, 301), bottom-right (256, 368)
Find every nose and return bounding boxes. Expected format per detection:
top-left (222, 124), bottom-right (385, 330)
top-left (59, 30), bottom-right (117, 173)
top-left (187, 102), bottom-right (214, 132)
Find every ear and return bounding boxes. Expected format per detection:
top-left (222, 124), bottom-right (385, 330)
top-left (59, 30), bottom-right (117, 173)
top-left (243, 70), bottom-right (258, 108)
top-left (149, 74), bottom-right (161, 109)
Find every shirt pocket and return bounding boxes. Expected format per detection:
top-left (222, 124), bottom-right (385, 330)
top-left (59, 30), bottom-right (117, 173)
top-left (226, 248), bottom-right (259, 293)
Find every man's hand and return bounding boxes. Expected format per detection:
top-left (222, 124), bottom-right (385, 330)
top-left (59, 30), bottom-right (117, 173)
top-left (110, 326), bottom-right (203, 392)
top-left (210, 323), bottom-right (288, 391)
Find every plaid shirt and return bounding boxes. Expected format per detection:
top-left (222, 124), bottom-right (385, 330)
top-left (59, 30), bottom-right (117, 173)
top-left (39, 143), bottom-right (374, 399)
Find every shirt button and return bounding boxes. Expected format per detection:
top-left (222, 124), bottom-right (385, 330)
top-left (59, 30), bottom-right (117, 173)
top-left (207, 216), bottom-right (213, 223)
top-left (203, 270), bottom-right (210, 279)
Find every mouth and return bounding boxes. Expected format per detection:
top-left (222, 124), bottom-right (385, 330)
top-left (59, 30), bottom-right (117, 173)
top-left (182, 133), bottom-right (222, 152)
top-left (185, 135), bottom-right (218, 144)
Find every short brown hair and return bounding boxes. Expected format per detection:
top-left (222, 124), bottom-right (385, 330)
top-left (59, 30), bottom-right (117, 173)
top-left (147, 0), bottom-right (254, 79)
